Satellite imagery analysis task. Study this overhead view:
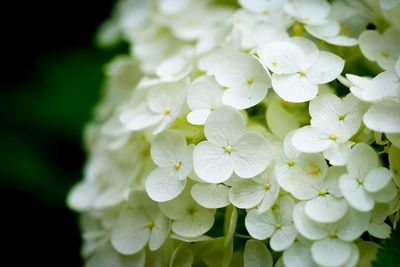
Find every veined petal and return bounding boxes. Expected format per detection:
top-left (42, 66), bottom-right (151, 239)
top-left (364, 167), bottom-right (392, 193)
top-left (293, 203), bottom-right (327, 240)
top-left (270, 225), bottom-right (297, 251)
top-left (245, 209), bottom-right (277, 240)
top-left (193, 141), bottom-right (233, 183)
top-left (191, 183), bottom-right (230, 208)
top-left (223, 82), bottom-right (269, 110)
top-left (272, 73), bottom-right (318, 103)
top-left (148, 213), bottom-right (170, 251)
top-left (151, 130), bottom-right (187, 167)
top-left (339, 173), bottom-right (374, 212)
top-left (347, 143), bottom-right (378, 177)
top-left (359, 30), bottom-right (383, 61)
top-left (292, 126), bottom-right (333, 153)
top-left (310, 238), bottom-right (352, 267)
top-left (229, 179), bottom-right (265, 209)
top-left (307, 51), bottom-right (344, 84)
top-left (283, 242), bottom-right (317, 267)
top-left (111, 207), bottom-right (150, 255)
top-left (171, 208), bottom-right (215, 238)
top-left (305, 195), bottom-right (348, 223)
top-left (252, 21), bottom-right (289, 48)
top-left (204, 105), bottom-right (246, 146)
top-left (146, 167), bottom-right (187, 202)
top-left (231, 132), bottom-right (272, 178)
top-left (364, 100), bottom-right (400, 134)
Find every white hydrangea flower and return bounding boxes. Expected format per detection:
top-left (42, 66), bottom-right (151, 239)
top-left (229, 166), bottom-right (280, 213)
top-left (186, 75), bottom-right (224, 125)
top-left (339, 143), bottom-right (396, 212)
top-left (145, 130), bottom-right (194, 202)
top-left (284, 0), bottom-right (331, 25)
top-left (293, 202), bottom-right (369, 267)
top-left (292, 93), bottom-right (362, 165)
top-left (119, 79), bottom-right (189, 134)
top-left (213, 51), bottom-right (272, 110)
top-left (159, 184), bottom-right (215, 238)
top-left (359, 27), bottom-right (400, 71)
top-left (245, 196), bottom-right (297, 251)
top-left (111, 191), bottom-right (170, 255)
top-left (287, 156), bottom-right (349, 223)
top-left (70, 0), bottom-right (400, 265)
top-left (255, 23), bottom-right (344, 102)
top-left (193, 105), bottom-right (272, 183)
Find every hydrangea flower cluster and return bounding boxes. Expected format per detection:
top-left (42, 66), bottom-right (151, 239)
top-left (68, 0), bottom-right (400, 266)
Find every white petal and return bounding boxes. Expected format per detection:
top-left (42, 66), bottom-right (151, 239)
top-left (87, 245), bottom-right (146, 267)
top-left (272, 73), bottom-right (318, 103)
top-left (311, 238), bottom-right (352, 267)
top-left (146, 167), bottom-right (187, 202)
top-left (283, 242), bottom-right (318, 267)
top-left (322, 141), bottom-right (353, 166)
top-left (204, 105), bottom-right (246, 146)
top-left (372, 180), bottom-right (397, 203)
top-left (359, 30), bottom-right (383, 61)
top-left (347, 143), bottom-right (378, 177)
top-left (111, 208), bottom-right (150, 255)
top-left (336, 208), bottom-right (370, 241)
top-left (266, 102), bottom-right (300, 139)
top-left (223, 82), bottom-right (269, 110)
top-left (293, 203), bottom-right (327, 240)
top-left (292, 126), bottom-right (333, 153)
top-left (305, 196), bottom-right (348, 223)
top-left (187, 109), bottom-right (212, 125)
top-left (119, 103), bottom-right (162, 131)
top-left (191, 183), bottom-right (230, 208)
top-left (231, 132), bottom-right (272, 178)
top-left (339, 173), bottom-right (374, 212)
top-left (244, 240), bottom-right (273, 267)
top-left (270, 225), bottom-right (297, 251)
top-left (364, 100), bottom-right (400, 134)
top-left (187, 76), bottom-right (223, 110)
top-left (67, 181), bottom-right (100, 211)
top-left (259, 41), bottom-right (304, 74)
top-left (258, 177), bottom-right (280, 213)
top-left (193, 141), bottom-right (233, 183)
top-left (148, 214), bottom-right (170, 251)
top-left (307, 51), bottom-right (344, 84)
top-left (172, 209), bottom-right (215, 237)
top-left (245, 210), bottom-right (276, 240)
top-left (229, 179), bottom-right (265, 209)
top-left (364, 167), bottom-right (392, 193)
top-left (284, 0), bottom-right (330, 25)
top-left (252, 21), bottom-right (289, 48)
top-left (151, 130), bottom-right (187, 167)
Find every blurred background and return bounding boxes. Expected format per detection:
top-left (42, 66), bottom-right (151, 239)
top-left (0, 0), bottom-right (115, 266)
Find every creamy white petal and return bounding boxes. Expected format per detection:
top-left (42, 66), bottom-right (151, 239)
top-left (364, 100), bottom-right (400, 134)
top-left (111, 208), bottom-right (150, 255)
top-left (223, 82), bottom-right (269, 110)
top-left (169, 245), bottom-right (194, 267)
top-left (359, 30), bottom-right (383, 61)
top-left (148, 213), bottom-right (170, 251)
top-left (339, 173), bottom-right (374, 212)
top-left (245, 210), bottom-right (276, 240)
top-left (307, 52), bottom-right (344, 84)
top-left (266, 102), bottom-right (300, 139)
top-left (310, 238), bottom-right (352, 267)
top-left (292, 126), bottom-right (333, 153)
top-left (305, 195), bottom-right (348, 223)
top-left (231, 132), bottom-right (272, 178)
top-left (347, 143), bottom-right (378, 176)
top-left (193, 141), bottom-right (233, 183)
top-left (272, 73), bottom-right (318, 103)
top-left (146, 167), bottom-right (187, 202)
top-left (293, 203), bottom-right (327, 240)
top-left (151, 130), bottom-right (187, 167)
top-left (270, 225), bottom-right (297, 251)
top-left (204, 105), bottom-right (246, 146)
top-left (252, 21), bottom-right (289, 48)
top-left (229, 179), bottom-right (265, 209)
top-left (191, 183), bottom-right (230, 208)
top-left (283, 242), bottom-right (317, 267)
top-left (364, 167), bottom-right (392, 193)
top-left (187, 109), bottom-right (212, 125)
top-left (171, 209), bottom-right (215, 237)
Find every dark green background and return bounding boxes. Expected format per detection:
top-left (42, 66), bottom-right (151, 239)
top-left (0, 1), bottom-right (398, 266)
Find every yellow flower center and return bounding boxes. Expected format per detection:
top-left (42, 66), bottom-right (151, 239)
top-left (329, 133), bottom-right (337, 141)
top-left (175, 161), bottom-right (182, 170)
top-left (224, 145), bottom-right (233, 153)
top-left (164, 107), bottom-right (171, 116)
